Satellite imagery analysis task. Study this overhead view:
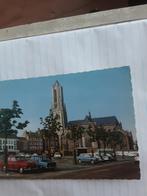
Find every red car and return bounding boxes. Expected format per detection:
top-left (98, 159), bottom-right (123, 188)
top-left (0, 156), bottom-right (37, 173)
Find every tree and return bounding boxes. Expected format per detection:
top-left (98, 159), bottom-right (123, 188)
top-left (99, 127), bottom-right (109, 155)
top-left (66, 124), bottom-right (85, 164)
top-left (86, 124), bottom-right (96, 156)
top-left (95, 125), bottom-right (106, 156)
top-left (0, 100), bottom-right (29, 172)
top-left (40, 109), bottom-right (62, 156)
top-left (108, 130), bottom-right (124, 158)
top-left (86, 124), bottom-right (108, 155)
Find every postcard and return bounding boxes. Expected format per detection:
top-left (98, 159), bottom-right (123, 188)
top-left (0, 66), bottom-right (140, 179)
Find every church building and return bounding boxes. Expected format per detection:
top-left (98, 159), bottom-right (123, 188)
top-left (50, 80), bottom-right (134, 155)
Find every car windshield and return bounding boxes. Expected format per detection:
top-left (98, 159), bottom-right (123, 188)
top-left (15, 156), bottom-right (26, 160)
top-left (80, 154), bottom-right (91, 157)
top-left (41, 159), bottom-right (49, 162)
top-left (55, 152), bottom-right (60, 155)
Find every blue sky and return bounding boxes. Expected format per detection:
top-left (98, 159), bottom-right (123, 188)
top-left (0, 66), bottom-right (136, 137)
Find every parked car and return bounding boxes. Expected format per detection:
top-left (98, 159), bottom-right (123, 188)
top-left (101, 153), bottom-right (115, 161)
top-left (93, 153), bottom-right (103, 162)
top-left (31, 154), bottom-right (56, 170)
top-left (134, 155), bottom-right (139, 162)
top-left (101, 155), bottom-right (111, 161)
top-left (0, 156), bottom-right (36, 173)
top-left (95, 152), bottom-right (114, 161)
top-left (53, 152), bottom-right (62, 159)
top-left (25, 154), bottom-right (31, 160)
top-left (134, 153), bottom-right (139, 163)
top-left (77, 153), bottom-right (99, 164)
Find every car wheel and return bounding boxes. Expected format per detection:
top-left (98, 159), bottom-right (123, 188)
top-left (19, 168), bottom-right (24, 174)
top-left (2, 166), bottom-right (6, 171)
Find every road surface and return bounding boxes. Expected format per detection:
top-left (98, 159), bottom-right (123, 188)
top-left (0, 160), bottom-right (140, 179)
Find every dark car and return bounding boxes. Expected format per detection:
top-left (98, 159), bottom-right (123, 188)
top-left (77, 153), bottom-right (99, 164)
top-left (31, 154), bottom-right (56, 170)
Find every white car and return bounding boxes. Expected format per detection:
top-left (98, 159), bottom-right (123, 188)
top-left (134, 155), bottom-right (139, 162)
top-left (53, 152), bottom-right (62, 159)
top-left (101, 155), bottom-right (110, 161)
top-left (93, 153), bottom-right (103, 162)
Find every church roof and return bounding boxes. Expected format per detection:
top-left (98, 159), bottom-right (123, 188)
top-left (93, 116), bottom-right (119, 126)
top-left (68, 119), bottom-right (87, 125)
top-left (68, 116), bottom-right (119, 126)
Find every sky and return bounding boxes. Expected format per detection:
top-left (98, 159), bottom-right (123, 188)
top-left (0, 66), bottom-right (136, 138)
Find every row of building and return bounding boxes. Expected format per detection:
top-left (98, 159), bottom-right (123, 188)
top-left (0, 115), bottom-right (135, 155)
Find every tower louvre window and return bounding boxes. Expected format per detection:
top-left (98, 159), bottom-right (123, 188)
top-left (54, 89), bottom-right (57, 108)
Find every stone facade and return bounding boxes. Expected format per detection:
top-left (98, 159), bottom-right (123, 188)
top-left (52, 80), bottom-right (67, 129)
top-left (52, 80), bottom-right (68, 152)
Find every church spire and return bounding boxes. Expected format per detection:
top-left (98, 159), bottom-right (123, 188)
top-left (54, 80), bottom-right (60, 87)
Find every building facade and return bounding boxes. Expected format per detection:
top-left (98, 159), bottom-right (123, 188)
top-left (0, 133), bottom-right (18, 154)
top-left (18, 131), bottom-right (43, 154)
top-left (67, 114), bottom-right (134, 153)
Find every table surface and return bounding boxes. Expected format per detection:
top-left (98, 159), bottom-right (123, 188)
top-left (0, 0), bottom-right (129, 29)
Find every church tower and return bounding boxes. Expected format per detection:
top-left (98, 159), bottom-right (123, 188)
top-left (52, 80), bottom-right (67, 129)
